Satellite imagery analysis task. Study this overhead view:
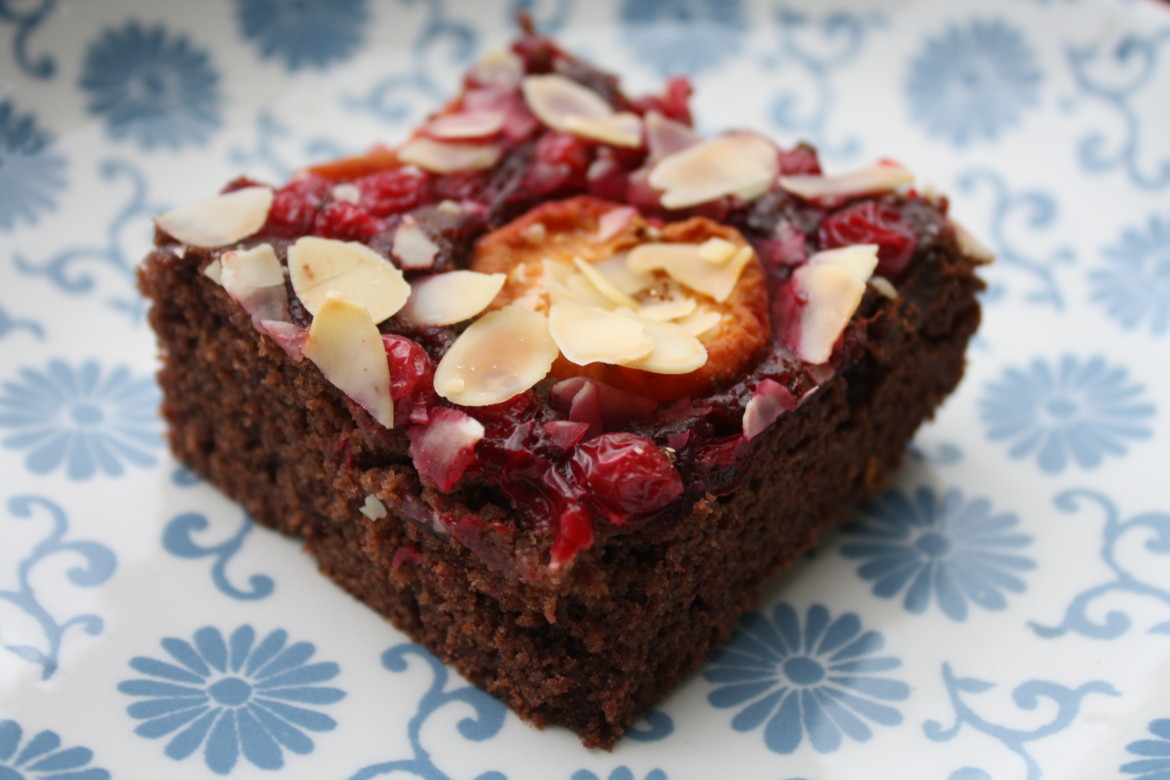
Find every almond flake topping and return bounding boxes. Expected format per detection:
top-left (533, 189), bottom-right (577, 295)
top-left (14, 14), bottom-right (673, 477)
top-left (522, 74), bottom-right (642, 147)
top-left (648, 134), bottom-right (778, 209)
top-left (434, 306), bottom-right (560, 406)
top-left (791, 244), bottom-right (879, 365)
top-left (571, 256), bottom-right (639, 309)
top-left (304, 291), bottom-right (394, 428)
top-left (401, 270), bottom-right (506, 326)
top-left (288, 236), bottom-right (410, 324)
top-left (469, 49), bottom-right (523, 89)
top-left (698, 237), bottom-right (738, 264)
top-left (778, 162), bottom-right (914, 201)
top-left (392, 216), bottom-right (441, 270)
top-left (562, 112), bottom-right (642, 148)
top-left (952, 219), bottom-right (997, 264)
top-left (398, 138), bottom-right (501, 174)
top-left (425, 110), bottom-right (506, 140)
top-left (627, 241), bottom-right (754, 302)
top-left (359, 494), bottom-right (388, 521)
top-left (220, 243), bottom-right (290, 323)
top-left (637, 296), bottom-right (697, 322)
top-left (155, 186), bottom-right (273, 248)
top-left (549, 301), bottom-right (655, 366)
top-left (618, 315), bottom-right (708, 375)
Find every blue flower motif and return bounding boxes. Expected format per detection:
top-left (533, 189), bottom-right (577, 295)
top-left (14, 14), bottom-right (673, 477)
top-left (0, 99), bottom-right (66, 232)
top-left (906, 18), bottom-right (1041, 146)
top-left (979, 355), bottom-right (1156, 473)
top-left (118, 625), bottom-right (345, 775)
top-left (79, 22), bottom-right (221, 150)
top-left (235, 0), bottom-right (368, 71)
top-left (1090, 212), bottom-right (1170, 337)
top-left (1123, 719), bottom-right (1170, 779)
top-left (0, 360), bottom-right (161, 480)
top-left (620, 0), bottom-right (747, 76)
top-left (841, 487), bottom-right (1035, 621)
top-left (703, 603), bottom-right (909, 754)
top-left (0, 719), bottom-right (110, 780)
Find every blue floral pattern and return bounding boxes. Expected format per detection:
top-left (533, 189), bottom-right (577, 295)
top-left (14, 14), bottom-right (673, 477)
top-left (0, 99), bottom-right (66, 232)
top-left (703, 603), bottom-right (909, 754)
top-left (620, 0), bottom-right (747, 76)
top-left (118, 625), bottom-right (344, 775)
top-left (841, 487), bottom-right (1034, 621)
top-left (979, 355), bottom-right (1156, 473)
top-left (0, 719), bottom-right (110, 780)
top-left (1123, 719), bottom-right (1170, 779)
top-left (79, 22), bottom-right (221, 150)
top-left (235, 0), bottom-right (368, 71)
top-left (1090, 212), bottom-right (1170, 337)
top-left (0, 359), bottom-right (161, 480)
top-left (906, 18), bottom-right (1041, 146)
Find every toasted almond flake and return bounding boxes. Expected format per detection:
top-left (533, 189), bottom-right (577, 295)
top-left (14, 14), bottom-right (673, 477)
top-left (359, 494), bottom-right (388, 520)
top-left (645, 111), bottom-right (700, 162)
top-left (596, 206), bottom-right (637, 242)
top-left (742, 379), bottom-right (797, 440)
top-left (677, 309), bottom-right (722, 338)
top-left (572, 257), bottom-right (639, 308)
top-left (627, 241), bottom-right (753, 302)
top-left (522, 73), bottom-right (614, 133)
top-left (401, 270), bottom-right (506, 326)
top-left (562, 112), bottom-right (642, 147)
top-left (304, 292), bottom-right (394, 428)
top-left (398, 138), bottom-right (501, 174)
top-left (523, 222), bottom-right (547, 243)
top-left (426, 110), bottom-right (506, 140)
top-left (392, 216), bottom-right (441, 270)
top-left (331, 183), bottom-right (361, 204)
top-left (698, 237), bottom-right (738, 264)
top-left (562, 271), bottom-right (618, 309)
top-left (221, 243), bottom-right (290, 323)
top-left (469, 48), bottom-right (523, 88)
top-left (638, 295), bottom-right (697, 321)
top-left (649, 134), bottom-right (777, 210)
top-left (869, 275), bottom-right (898, 299)
top-left (437, 199), bottom-right (462, 215)
top-left (591, 253), bottom-right (655, 296)
top-left (434, 307), bottom-right (559, 406)
top-left (791, 263), bottom-right (868, 365)
top-left (806, 244), bottom-right (879, 284)
top-left (778, 162), bottom-right (914, 201)
top-left (549, 301), bottom-right (655, 366)
top-left (155, 186), bottom-right (273, 248)
top-left (618, 316), bottom-right (708, 374)
top-left (952, 219), bottom-right (997, 264)
top-left (288, 236), bottom-right (410, 324)
top-left (203, 259), bottom-right (223, 285)
top-left (543, 259), bottom-right (611, 309)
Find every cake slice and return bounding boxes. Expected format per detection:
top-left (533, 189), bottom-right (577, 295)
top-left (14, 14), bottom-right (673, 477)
top-left (138, 28), bottom-right (988, 748)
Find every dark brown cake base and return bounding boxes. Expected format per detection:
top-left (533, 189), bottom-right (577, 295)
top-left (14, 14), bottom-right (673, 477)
top-left (140, 238), bottom-right (980, 747)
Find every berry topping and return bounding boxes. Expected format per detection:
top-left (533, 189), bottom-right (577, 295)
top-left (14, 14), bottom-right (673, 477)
top-left (818, 200), bottom-right (917, 278)
top-left (570, 432), bottom-right (683, 520)
top-left (358, 167), bottom-right (432, 217)
top-left (314, 200), bottom-right (381, 242)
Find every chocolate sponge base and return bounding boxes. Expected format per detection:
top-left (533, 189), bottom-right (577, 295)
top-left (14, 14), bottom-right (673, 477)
top-left (139, 241), bottom-right (980, 748)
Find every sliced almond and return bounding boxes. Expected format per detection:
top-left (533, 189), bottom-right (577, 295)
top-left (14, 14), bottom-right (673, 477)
top-left (220, 243), bottom-right (290, 324)
top-left (649, 134), bottom-right (778, 210)
top-left (619, 316), bottom-right (708, 375)
top-left (698, 237), bottom-right (738, 264)
top-left (155, 186), bottom-right (273, 248)
top-left (359, 494), bottom-right (388, 520)
top-left (398, 138), bottom-right (501, 174)
top-left (742, 378), bottom-right (797, 440)
top-left (789, 245), bottom-right (878, 365)
top-left (522, 74), bottom-right (613, 132)
top-left (425, 110), bottom-right (506, 140)
top-left (677, 308), bottom-right (722, 338)
top-left (304, 292), bottom-right (394, 428)
top-left (401, 270), bottom-right (506, 326)
top-left (627, 242), bottom-right (754, 303)
top-left (288, 236), bottom-right (410, 324)
top-left (637, 295), bottom-right (696, 322)
top-left (562, 112), bottom-right (642, 148)
top-left (596, 206), bottom-right (637, 242)
top-left (572, 256), bottom-right (639, 309)
top-left (203, 259), bottom-right (223, 285)
top-left (469, 49), bottom-right (524, 89)
top-left (392, 216), bottom-right (440, 270)
top-left (869, 276), bottom-right (898, 299)
top-left (779, 162), bottom-right (914, 201)
top-left (645, 111), bottom-right (700, 162)
top-left (434, 307), bottom-right (559, 406)
top-left (806, 244), bottom-right (879, 284)
top-left (952, 219), bottom-right (996, 264)
top-left (549, 301), bottom-right (654, 366)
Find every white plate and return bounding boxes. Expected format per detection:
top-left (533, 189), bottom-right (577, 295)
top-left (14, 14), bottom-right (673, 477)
top-left (2, 0), bottom-right (1169, 778)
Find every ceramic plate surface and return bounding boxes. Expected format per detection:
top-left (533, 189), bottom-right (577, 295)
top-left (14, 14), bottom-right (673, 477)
top-left (2, 1), bottom-right (1170, 778)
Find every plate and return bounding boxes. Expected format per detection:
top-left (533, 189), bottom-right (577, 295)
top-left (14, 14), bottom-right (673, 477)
top-left (3, 0), bottom-right (1169, 778)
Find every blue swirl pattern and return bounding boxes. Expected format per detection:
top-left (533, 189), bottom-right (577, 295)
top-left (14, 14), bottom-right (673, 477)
top-left (620, 0), bottom-right (747, 76)
top-left (162, 512), bottom-right (276, 601)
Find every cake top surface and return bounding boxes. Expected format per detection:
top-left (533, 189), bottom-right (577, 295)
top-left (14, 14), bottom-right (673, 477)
top-left (149, 28), bottom-right (990, 569)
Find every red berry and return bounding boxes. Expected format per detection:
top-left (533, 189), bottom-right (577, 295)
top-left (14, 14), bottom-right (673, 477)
top-left (630, 75), bottom-right (694, 125)
top-left (358, 168), bottom-right (431, 217)
top-left (818, 200), bottom-right (917, 278)
top-left (382, 335), bottom-right (437, 426)
top-left (777, 144), bottom-right (822, 176)
top-left (264, 190), bottom-right (318, 237)
top-left (570, 432), bottom-right (683, 519)
top-left (314, 200), bottom-right (380, 242)
top-left (525, 131), bottom-right (592, 196)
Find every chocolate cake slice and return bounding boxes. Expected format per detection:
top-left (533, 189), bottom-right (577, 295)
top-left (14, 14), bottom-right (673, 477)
top-left (138, 29), bottom-right (988, 748)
